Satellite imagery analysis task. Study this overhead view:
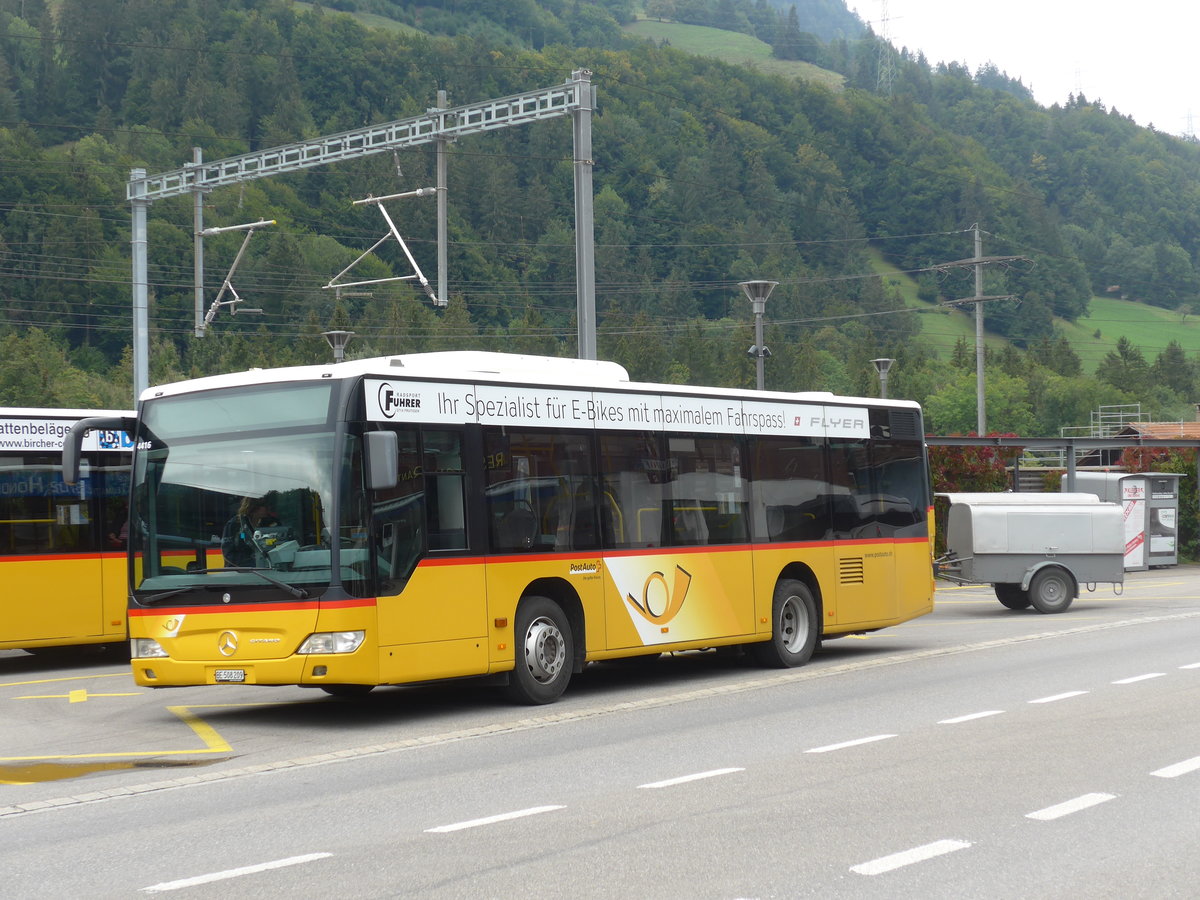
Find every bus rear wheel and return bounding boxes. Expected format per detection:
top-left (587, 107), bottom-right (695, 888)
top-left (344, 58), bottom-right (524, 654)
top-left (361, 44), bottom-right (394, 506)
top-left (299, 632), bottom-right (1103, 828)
top-left (506, 595), bottom-right (573, 705)
top-left (994, 583), bottom-right (1032, 610)
top-left (1028, 567), bottom-right (1074, 614)
top-left (750, 579), bottom-right (818, 668)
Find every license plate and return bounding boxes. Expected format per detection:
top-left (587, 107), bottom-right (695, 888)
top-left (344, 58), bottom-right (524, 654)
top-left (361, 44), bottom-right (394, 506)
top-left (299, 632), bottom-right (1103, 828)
top-left (213, 669), bottom-right (246, 683)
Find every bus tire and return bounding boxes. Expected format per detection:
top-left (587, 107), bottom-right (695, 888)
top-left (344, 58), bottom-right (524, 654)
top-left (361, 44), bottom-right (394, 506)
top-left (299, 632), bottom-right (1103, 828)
top-left (1028, 567), bottom-right (1074, 614)
top-left (750, 579), bottom-right (818, 668)
top-left (994, 583), bottom-right (1032, 610)
top-left (506, 595), bottom-right (573, 705)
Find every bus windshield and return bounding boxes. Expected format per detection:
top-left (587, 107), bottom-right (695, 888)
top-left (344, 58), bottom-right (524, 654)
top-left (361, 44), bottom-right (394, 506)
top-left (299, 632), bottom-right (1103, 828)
top-left (131, 385), bottom-right (348, 599)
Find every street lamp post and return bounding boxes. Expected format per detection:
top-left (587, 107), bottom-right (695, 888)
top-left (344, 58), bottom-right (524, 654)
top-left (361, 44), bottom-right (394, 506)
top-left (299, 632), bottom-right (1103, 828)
top-left (741, 280), bottom-right (778, 391)
top-left (322, 330), bottom-right (355, 363)
top-left (871, 358), bottom-right (896, 398)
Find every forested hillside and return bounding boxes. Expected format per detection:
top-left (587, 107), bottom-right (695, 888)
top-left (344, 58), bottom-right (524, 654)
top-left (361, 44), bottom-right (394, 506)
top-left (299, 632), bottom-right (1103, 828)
top-left (1, 0), bottom-right (1198, 437)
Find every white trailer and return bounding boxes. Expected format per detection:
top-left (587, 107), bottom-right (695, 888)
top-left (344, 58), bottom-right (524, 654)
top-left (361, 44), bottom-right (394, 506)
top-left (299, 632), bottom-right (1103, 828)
top-left (935, 493), bottom-right (1125, 613)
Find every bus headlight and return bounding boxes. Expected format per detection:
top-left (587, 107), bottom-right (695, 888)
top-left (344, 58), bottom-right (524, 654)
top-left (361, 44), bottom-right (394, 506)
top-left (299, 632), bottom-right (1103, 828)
top-left (297, 631), bottom-right (365, 654)
top-left (131, 638), bottom-right (168, 659)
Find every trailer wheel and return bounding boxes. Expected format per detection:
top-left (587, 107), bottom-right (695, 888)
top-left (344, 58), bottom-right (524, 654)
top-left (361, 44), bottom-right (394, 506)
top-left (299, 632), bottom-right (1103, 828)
top-left (1028, 567), bottom-right (1074, 614)
top-left (994, 583), bottom-right (1031, 610)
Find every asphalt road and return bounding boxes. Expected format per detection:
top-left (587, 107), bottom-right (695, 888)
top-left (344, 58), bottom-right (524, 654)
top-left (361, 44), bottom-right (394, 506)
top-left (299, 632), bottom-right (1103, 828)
top-left (3, 567), bottom-right (1200, 898)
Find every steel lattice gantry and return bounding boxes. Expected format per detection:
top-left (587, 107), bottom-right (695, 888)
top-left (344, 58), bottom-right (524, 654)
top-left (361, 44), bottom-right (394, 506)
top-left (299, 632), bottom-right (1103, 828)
top-left (127, 70), bottom-right (597, 398)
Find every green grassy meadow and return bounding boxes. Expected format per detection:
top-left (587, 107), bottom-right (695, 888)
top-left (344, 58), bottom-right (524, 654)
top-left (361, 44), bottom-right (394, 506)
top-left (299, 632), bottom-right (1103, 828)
top-left (623, 19), bottom-right (845, 89)
top-left (868, 250), bottom-right (1196, 370)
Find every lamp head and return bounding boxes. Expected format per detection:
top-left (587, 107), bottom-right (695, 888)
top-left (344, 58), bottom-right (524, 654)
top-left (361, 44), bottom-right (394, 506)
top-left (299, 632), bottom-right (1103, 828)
top-left (740, 280), bottom-right (778, 314)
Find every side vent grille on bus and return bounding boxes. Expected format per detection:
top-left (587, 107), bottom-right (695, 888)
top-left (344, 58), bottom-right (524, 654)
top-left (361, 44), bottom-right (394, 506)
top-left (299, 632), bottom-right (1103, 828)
top-left (839, 557), bottom-right (865, 584)
top-left (889, 409), bottom-right (922, 440)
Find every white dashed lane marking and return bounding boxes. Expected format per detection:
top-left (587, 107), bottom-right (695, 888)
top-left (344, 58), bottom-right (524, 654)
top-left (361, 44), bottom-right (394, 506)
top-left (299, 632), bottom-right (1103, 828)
top-left (938, 710), bottom-right (1005, 725)
top-left (141, 853), bottom-right (332, 893)
top-left (1112, 673), bottom-right (1165, 684)
top-left (1025, 793), bottom-right (1116, 821)
top-left (851, 839), bottom-right (972, 875)
top-left (425, 805), bottom-right (565, 834)
top-left (805, 734), bottom-right (897, 754)
top-left (638, 768), bottom-right (744, 789)
top-left (1151, 756), bottom-right (1200, 779)
top-left (1028, 690), bottom-right (1089, 704)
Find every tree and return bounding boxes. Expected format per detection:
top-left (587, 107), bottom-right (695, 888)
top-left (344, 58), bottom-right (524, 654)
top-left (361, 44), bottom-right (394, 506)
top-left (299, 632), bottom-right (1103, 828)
top-left (1095, 336), bottom-right (1151, 396)
top-left (1151, 341), bottom-right (1196, 398)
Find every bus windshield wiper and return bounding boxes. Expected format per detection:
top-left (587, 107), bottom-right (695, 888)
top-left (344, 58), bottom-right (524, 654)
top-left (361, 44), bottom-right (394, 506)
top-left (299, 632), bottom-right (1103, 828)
top-left (149, 567), bottom-right (310, 600)
top-left (140, 588), bottom-right (191, 605)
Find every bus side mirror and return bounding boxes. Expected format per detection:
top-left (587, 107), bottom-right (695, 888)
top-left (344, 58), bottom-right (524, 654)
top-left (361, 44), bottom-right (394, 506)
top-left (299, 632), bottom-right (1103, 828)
top-left (63, 416), bottom-right (135, 485)
top-left (365, 431), bottom-right (398, 491)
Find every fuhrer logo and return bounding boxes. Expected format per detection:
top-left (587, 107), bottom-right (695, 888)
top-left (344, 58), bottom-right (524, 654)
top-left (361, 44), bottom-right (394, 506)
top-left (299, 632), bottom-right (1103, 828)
top-left (378, 382), bottom-right (420, 418)
top-left (625, 565), bottom-right (692, 625)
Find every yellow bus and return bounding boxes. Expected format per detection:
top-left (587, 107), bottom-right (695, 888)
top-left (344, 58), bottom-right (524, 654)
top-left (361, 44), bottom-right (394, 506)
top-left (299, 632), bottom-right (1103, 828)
top-left (65, 352), bottom-right (934, 702)
top-left (2, 407), bottom-right (133, 654)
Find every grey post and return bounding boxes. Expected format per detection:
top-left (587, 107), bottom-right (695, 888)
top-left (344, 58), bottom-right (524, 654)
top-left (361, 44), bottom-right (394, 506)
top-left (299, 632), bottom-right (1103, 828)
top-left (741, 280), bottom-right (778, 390)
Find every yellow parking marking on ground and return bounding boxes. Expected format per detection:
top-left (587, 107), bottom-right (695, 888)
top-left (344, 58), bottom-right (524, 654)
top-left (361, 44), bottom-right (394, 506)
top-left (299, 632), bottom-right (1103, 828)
top-left (0, 702), bottom-right (279, 763)
top-left (15, 690), bottom-right (142, 703)
top-left (0, 672), bottom-right (129, 688)
top-left (167, 705), bottom-right (236, 753)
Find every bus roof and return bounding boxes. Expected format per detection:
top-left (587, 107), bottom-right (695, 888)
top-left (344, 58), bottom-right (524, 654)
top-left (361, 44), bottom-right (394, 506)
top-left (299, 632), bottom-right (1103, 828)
top-left (140, 350), bottom-right (920, 410)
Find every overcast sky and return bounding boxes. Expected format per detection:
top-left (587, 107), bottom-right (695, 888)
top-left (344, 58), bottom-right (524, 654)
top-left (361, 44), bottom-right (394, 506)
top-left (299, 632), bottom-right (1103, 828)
top-left (865, 1), bottom-right (1197, 136)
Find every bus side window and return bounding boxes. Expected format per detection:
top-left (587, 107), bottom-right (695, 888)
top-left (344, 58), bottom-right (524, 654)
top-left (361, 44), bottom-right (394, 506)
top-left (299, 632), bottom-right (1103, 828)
top-left (597, 432), bottom-right (664, 549)
top-left (424, 430), bottom-right (467, 551)
top-left (367, 426), bottom-right (424, 597)
top-left (667, 434), bottom-right (747, 546)
top-left (749, 436), bottom-right (828, 542)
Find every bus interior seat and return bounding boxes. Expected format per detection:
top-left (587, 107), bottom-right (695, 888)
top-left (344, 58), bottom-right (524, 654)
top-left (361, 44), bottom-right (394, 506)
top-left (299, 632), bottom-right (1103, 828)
top-left (495, 505), bottom-right (538, 550)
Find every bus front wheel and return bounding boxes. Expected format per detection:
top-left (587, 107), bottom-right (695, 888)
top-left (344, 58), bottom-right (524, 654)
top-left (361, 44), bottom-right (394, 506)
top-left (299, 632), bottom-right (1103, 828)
top-left (751, 579), bottom-right (818, 668)
top-left (506, 595), bottom-right (573, 705)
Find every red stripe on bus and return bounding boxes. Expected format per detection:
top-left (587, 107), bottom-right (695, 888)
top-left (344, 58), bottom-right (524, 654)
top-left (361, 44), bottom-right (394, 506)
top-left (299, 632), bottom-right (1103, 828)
top-left (416, 535), bottom-right (929, 566)
top-left (0, 552), bottom-right (125, 563)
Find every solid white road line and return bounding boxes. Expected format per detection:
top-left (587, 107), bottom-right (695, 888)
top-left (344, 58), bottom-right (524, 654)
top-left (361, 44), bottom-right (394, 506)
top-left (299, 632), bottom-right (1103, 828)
top-left (851, 839), bottom-right (972, 875)
top-left (806, 734), bottom-right (897, 754)
top-left (638, 768), bottom-right (745, 789)
top-left (1151, 756), bottom-right (1200, 779)
top-left (141, 853), bottom-right (332, 893)
top-left (1112, 673), bottom-right (1165, 684)
top-left (938, 710), bottom-right (1005, 725)
top-left (425, 805), bottom-right (565, 833)
top-left (1025, 793), bottom-right (1116, 821)
top-left (1028, 690), bottom-right (1088, 704)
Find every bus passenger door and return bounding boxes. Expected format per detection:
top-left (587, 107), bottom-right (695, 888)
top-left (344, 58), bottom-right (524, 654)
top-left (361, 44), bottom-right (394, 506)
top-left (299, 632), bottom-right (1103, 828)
top-left (372, 428), bottom-right (488, 681)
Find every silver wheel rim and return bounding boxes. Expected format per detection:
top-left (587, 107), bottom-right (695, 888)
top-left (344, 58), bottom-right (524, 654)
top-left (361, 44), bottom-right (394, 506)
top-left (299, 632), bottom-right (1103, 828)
top-left (522, 615), bottom-right (566, 683)
top-left (779, 594), bottom-right (809, 654)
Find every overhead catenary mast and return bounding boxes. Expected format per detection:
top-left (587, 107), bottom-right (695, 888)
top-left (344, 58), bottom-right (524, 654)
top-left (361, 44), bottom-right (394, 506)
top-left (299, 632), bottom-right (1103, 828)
top-left (126, 71), bottom-right (598, 400)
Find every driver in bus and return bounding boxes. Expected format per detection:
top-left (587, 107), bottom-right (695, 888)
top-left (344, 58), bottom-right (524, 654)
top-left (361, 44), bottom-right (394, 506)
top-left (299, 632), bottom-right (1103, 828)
top-left (221, 495), bottom-right (281, 567)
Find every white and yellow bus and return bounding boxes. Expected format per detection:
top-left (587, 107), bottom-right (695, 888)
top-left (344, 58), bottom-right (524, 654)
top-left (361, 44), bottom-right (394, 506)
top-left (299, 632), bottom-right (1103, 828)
top-left (65, 352), bottom-right (934, 702)
top-left (2, 408), bottom-right (133, 653)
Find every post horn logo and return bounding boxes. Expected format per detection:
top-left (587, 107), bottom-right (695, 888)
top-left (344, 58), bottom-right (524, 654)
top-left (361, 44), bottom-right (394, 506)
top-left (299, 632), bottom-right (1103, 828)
top-left (625, 565), bottom-right (692, 625)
